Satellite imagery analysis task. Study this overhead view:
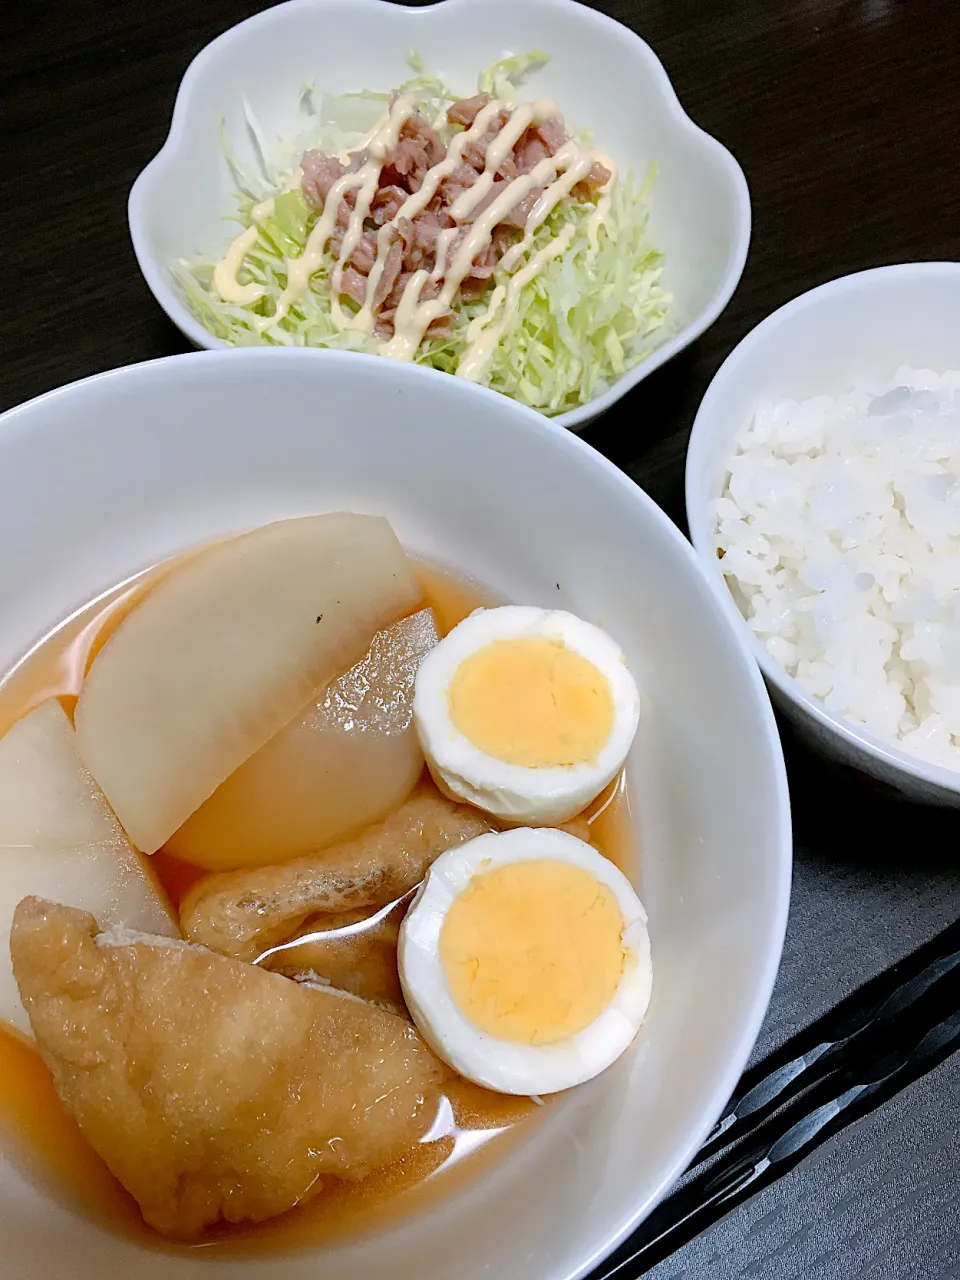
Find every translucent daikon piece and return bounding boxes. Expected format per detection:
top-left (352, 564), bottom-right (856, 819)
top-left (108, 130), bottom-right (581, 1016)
top-left (0, 700), bottom-right (177, 1037)
top-left (166, 609), bottom-right (439, 870)
top-left (74, 514), bottom-right (423, 852)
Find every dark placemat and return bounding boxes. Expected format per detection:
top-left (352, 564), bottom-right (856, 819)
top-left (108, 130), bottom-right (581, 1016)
top-left (755, 728), bottom-right (960, 1062)
top-left (644, 1055), bottom-right (960, 1280)
top-left (591, 894), bottom-right (960, 1277)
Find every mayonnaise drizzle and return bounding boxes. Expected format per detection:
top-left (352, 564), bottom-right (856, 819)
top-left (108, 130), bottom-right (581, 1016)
top-left (336, 108), bottom-right (392, 166)
top-left (214, 167), bottom-right (307, 305)
top-left (249, 167), bottom-right (304, 224)
top-left (258, 98), bottom-right (414, 334)
top-left (212, 90), bottom-right (617, 363)
top-left (348, 99), bottom-right (505, 333)
top-left (384, 139), bottom-right (598, 362)
top-left (329, 95), bottom-right (418, 330)
top-left (402, 100), bottom-right (504, 225)
top-left (457, 223), bottom-right (576, 382)
top-left (213, 226), bottom-right (264, 305)
top-left (498, 143), bottom-right (596, 272)
top-left (448, 99), bottom-right (559, 223)
top-left (429, 227), bottom-right (458, 283)
top-left (585, 152), bottom-right (617, 253)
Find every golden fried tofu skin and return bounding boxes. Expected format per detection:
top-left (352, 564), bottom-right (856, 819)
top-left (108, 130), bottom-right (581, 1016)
top-left (180, 786), bottom-right (491, 964)
top-left (262, 901), bottom-right (407, 1012)
top-left (10, 897), bottom-right (441, 1238)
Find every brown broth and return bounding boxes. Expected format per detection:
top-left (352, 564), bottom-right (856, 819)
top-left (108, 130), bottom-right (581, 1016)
top-left (0, 550), bottom-right (636, 1255)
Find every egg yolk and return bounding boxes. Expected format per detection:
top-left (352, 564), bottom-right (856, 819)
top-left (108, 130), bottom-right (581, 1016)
top-left (439, 859), bottom-right (626, 1045)
top-left (447, 637), bottom-right (614, 768)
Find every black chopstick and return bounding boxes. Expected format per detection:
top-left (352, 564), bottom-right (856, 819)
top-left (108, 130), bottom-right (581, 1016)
top-left (597, 988), bottom-right (960, 1278)
top-left (588, 917), bottom-right (960, 1280)
top-left (697, 918), bottom-right (960, 1164)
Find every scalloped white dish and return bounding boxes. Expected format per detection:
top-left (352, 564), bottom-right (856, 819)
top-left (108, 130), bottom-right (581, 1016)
top-left (128, 0), bottom-right (751, 429)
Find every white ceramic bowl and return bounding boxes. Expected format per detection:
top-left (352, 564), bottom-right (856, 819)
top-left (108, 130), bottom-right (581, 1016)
top-left (128, 0), bottom-right (751, 431)
top-left (687, 262), bottom-right (960, 805)
top-left (0, 351), bottom-right (788, 1278)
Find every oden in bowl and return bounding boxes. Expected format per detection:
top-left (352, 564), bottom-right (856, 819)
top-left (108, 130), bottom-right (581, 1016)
top-left (0, 350), bottom-right (788, 1279)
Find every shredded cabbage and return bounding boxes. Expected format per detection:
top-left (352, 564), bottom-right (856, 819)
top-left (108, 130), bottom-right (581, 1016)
top-left (478, 51), bottom-right (549, 103)
top-left (171, 54), bottom-right (671, 417)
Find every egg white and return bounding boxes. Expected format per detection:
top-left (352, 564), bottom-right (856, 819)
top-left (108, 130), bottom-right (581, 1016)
top-left (412, 606), bottom-right (641, 825)
top-left (397, 827), bottom-right (653, 1095)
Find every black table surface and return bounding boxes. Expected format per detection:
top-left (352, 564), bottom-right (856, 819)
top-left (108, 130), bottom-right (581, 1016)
top-left (3, 0), bottom-right (960, 1276)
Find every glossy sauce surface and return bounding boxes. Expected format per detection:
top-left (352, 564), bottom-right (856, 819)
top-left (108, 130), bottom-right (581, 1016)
top-left (0, 554), bottom-right (635, 1254)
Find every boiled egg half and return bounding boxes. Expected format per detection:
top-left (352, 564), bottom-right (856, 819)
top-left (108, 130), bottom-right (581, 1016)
top-left (398, 827), bottom-right (651, 1094)
top-left (413, 606), bottom-right (641, 825)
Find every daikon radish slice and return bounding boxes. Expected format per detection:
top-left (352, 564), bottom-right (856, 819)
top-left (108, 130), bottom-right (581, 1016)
top-left (74, 514), bottom-right (422, 852)
top-left (167, 609), bottom-right (439, 870)
top-left (0, 700), bottom-right (177, 1036)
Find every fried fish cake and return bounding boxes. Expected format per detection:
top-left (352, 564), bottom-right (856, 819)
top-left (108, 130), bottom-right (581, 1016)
top-left (10, 897), bottom-right (442, 1238)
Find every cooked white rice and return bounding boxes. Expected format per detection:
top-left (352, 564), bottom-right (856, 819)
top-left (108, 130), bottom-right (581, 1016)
top-left (713, 365), bottom-right (960, 771)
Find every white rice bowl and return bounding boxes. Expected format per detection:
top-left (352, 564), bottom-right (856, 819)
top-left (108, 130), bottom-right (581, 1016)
top-left (713, 365), bottom-right (960, 772)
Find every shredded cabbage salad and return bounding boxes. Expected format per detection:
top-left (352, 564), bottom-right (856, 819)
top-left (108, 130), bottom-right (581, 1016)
top-left (171, 53), bottom-right (671, 417)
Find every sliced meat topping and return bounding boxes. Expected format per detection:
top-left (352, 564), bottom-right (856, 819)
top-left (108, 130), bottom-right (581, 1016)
top-left (426, 312), bottom-right (455, 337)
top-left (437, 163), bottom-right (479, 208)
top-left (515, 134), bottom-right (549, 175)
top-left (371, 184), bottom-right (408, 226)
top-left (372, 239), bottom-right (404, 310)
top-left (327, 228), bottom-right (377, 276)
top-left (536, 117), bottom-right (568, 153)
top-left (397, 212), bottom-right (450, 274)
top-left (574, 159), bottom-right (614, 195)
top-left (495, 189), bottom-right (540, 231)
top-left (344, 231), bottom-right (376, 275)
top-left (377, 272), bottom-right (445, 338)
top-left (458, 241), bottom-right (498, 298)
top-left (382, 114), bottom-right (447, 193)
top-left (515, 118), bottom-right (568, 174)
top-left (405, 114), bottom-right (446, 167)
top-left (446, 93), bottom-right (492, 128)
top-left (335, 189), bottom-right (358, 229)
top-left (463, 181), bottom-right (540, 231)
top-left (338, 266), bottom-right (368, 307)
top-left (462, 130), bottom-right (500, 174)
top-left (294, 97), bottom-right (605, 344)
top-left (301, 152), bottom-right (346, 211)
top-left (380, 270), bottom-right (412, 318)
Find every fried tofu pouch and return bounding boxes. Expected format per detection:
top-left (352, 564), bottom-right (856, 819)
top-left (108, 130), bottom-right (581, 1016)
top-left (10, 897), bottom-right (441, 1238)
top-left (267, 904), bottom-right (407, 1012)
top-left (180, 786), bottom-right (491, 964)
